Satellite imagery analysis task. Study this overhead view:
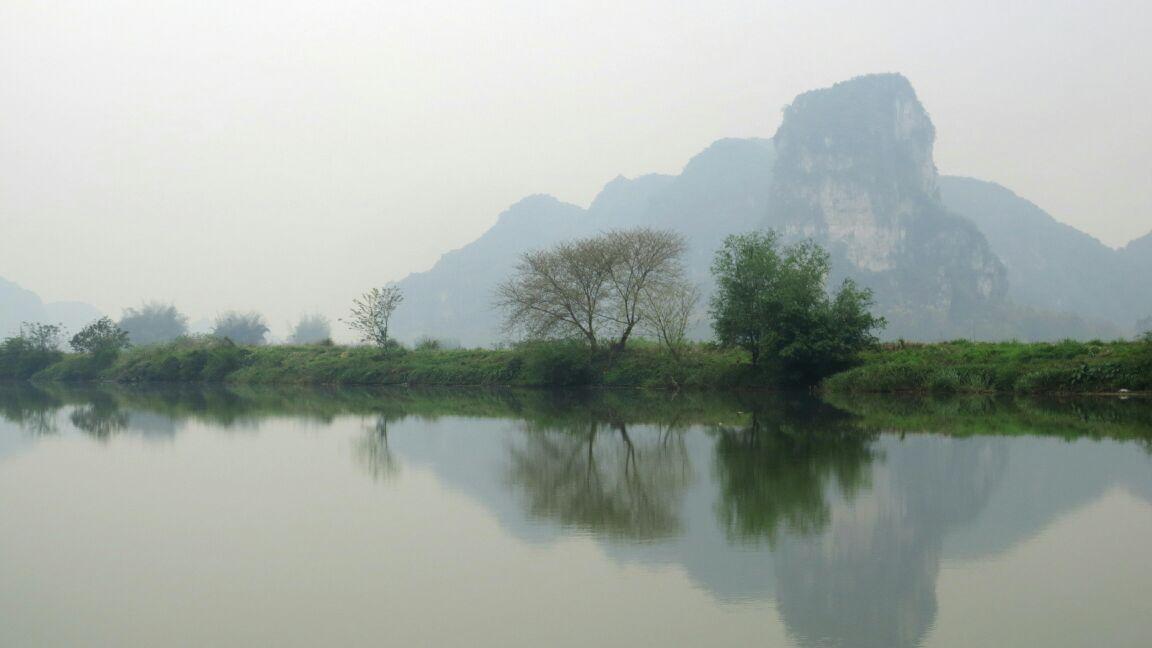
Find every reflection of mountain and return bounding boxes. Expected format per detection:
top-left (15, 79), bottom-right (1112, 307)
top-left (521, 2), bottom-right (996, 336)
top-left (772, 435), bottom-right (1007, 648)
top-left (943, 437), bottom-right (1152, 560)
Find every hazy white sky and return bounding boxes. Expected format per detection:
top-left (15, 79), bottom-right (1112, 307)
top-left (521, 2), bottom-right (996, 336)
top-left (2, 0), bottom-right (1150, 334)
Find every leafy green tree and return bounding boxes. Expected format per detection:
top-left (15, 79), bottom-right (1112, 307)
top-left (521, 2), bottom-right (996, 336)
top-left (119, 302), bottom-right (189, 345)
top-left (710, 231), bottom-right (885, 382)
top-left (212, 311), bottom-right (269, 345)
top-left (0, 323), bottom-right (65, 379)
top-left (70, 317), bottom-right (130, 355)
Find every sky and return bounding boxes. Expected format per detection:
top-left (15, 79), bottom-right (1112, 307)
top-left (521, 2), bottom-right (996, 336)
top-left (2, 0), bottom-right (1150, 336)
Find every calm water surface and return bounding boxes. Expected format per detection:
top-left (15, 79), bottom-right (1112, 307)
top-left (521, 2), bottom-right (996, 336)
top-left (1, 385), bottom-right (1150, 647)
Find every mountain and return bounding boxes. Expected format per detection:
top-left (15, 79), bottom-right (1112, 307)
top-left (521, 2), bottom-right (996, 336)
top-left (764, 74), bottom-right (1007, 338)
top-left (0, 276), bottom-right (102, 340)
top-left (937, 177), bottom-right (1138, 329)
top-left (392, 74), bottom-right (1143, 345)
top-left (1120, 232), bottom-right (1152, 332)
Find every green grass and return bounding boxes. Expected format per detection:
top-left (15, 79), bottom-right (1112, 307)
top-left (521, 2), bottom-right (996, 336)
top-left (822, 339), bottom-right (1152, 395)
top-left (12, 336), bottom-right (1152, 395)
top-left (14, 338), bottom-right (776, 389)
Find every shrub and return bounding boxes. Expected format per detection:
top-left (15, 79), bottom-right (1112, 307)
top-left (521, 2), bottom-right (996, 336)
top-left (70, 317), bottom-right (130, 356)
top-left (516, 342), bottom-right (594, 387)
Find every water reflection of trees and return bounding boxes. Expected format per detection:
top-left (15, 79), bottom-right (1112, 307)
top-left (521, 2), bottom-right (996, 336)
top-left (505, 418), bottom-right (692, 541)
top-left (711, 396), bottom-right (878, 545)
top-left (355, 416), bottom-right (401, 481)
top-left (68, 392), bottom-right (130, 440)
top-left (0, 383), bottom-right (62, 435)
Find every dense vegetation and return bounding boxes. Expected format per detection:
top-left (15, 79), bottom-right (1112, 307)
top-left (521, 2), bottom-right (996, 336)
top-left (10, 337), bottom-right (758, 388)
top-left (823, 338), bottom-right (1152, 394)
top-left (709, 231), bottom-right (883, 381)
top-left (3, 335), bottom-right (1149, 394)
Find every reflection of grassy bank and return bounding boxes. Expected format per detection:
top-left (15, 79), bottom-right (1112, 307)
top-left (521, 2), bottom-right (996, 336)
top-left (824, 392), bottom-right (1152, 447)
top-left (823, 340), bottom-right (1152, 395)
top-left (4, 382), bottom-right (1149, 448)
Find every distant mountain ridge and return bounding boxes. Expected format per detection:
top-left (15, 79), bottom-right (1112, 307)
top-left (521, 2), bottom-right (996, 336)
top-left (0, 276), bottom-right (102, 340)
top-left (391, 73), bottom-right (1148, 344)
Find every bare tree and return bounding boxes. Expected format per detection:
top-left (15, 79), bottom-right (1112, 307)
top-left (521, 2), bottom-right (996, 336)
top-left (496, 227), bottom-right (688, 352)
top-left (602, 228), bottom-right (687, 350)
top-left (496, 239), bottom-right (615, 350)
top-left (641, 280), bottom-right (700, 358)
top-left (345, 286), bottom-right (404, 348)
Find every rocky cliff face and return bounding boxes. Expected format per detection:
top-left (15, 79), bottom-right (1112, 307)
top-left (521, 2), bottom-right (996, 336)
top-left (768, 74), bottom-right (1007, 337)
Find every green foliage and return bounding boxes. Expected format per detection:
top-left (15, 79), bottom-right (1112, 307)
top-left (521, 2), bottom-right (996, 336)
top-left (0, 327), bottom-right (63, 378)
top-left (515, 342), bottom-right (594, 387)
top-left (710, 231), bottom-right (885, 384)
top-left (112, 337), bottom-right (253, 383)
top-left (118, 302), bottom-right (188, 346)
top-left (824, 339), bottom-right (1152, 394)
top-left (414, 336), bottom-right (442, 351)
top-left (70, 317), bottom-right (130, 356)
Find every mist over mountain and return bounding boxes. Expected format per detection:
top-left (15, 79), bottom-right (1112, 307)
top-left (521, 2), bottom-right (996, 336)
top-left (391, 73), bottom-right (1145, 345)
top-left (0, 276), bottom-right (102, 340)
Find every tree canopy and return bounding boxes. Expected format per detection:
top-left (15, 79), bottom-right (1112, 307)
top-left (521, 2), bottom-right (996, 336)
top-left (710, 231), bottom-right (885, 382)
top-left (70, 317), bottom-right (130, 355)
top-left (496, 227), bottom-right (692, 351)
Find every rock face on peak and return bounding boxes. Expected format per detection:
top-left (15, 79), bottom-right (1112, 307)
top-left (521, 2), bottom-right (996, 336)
top-left (390, 74), bottom-right (1133, 345)
top-left (767, 74), bottom-right (1007, 337)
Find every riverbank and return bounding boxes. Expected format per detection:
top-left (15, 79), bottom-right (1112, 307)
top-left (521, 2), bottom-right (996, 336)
top-left (5, 337), bottom-right (1150, 394)
top-left (15, 338), bottom-right (763, 388)
top-left (823, 339), bottom-right (1152, 395)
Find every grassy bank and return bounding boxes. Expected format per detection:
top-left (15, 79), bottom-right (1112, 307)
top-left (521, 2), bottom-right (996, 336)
top-left (14, 337), bottom-right (765, 389)
top-left (6, 336), bottom-right (1151, 394)
top-left (823, 339), bottom-right (1152, 395)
